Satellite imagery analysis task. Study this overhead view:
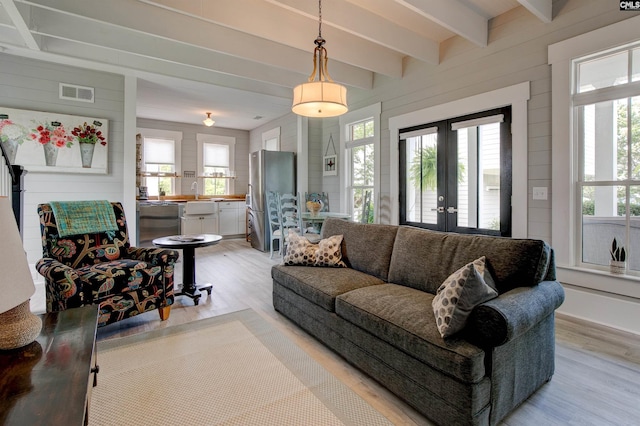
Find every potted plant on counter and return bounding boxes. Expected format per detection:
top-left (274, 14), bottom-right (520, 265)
top-left (610, 238), bottom-right (626, 274)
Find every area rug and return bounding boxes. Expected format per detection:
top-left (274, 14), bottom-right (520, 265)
top-left (89, 309), bottom-right (392, 426)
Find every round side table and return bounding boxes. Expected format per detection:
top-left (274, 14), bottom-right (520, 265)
top-left (153, 234), bottom-right (222, 306)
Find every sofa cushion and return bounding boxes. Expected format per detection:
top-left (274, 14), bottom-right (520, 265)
top-left (321, 218), bottom-right (398, 281)
top-left (271, 264), bottom-right (384, 312)
top-left (432, 257), bottom-right (498, 338)
top-left (336, 283), bottom-right (487, 383)
top-left (388, 226), bottom-right (553, 294)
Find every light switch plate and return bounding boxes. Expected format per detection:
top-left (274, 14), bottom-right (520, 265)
top-left (532, 187), bottom-right (548, 200)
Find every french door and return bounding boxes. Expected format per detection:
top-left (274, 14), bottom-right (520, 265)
top-left (399, 107), bottom-right (512, 237)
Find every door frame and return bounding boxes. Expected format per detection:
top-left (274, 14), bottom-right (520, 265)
top-left (389, 82), bottom-right (530, 238)
top-left (398, 106), bottom-right (512, 236)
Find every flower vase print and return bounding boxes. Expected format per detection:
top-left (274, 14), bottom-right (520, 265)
top-left (0, 107), bottom-right (108, 174)
top-left (72, 121), bottom-right (106, 168)
top-left (0, 119), bottom-right (29, 164)
top-left (30, 121), bottom-right (74, 166)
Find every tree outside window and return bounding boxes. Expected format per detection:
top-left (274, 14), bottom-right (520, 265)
top-left (348, 119), bottom-right (374, 223)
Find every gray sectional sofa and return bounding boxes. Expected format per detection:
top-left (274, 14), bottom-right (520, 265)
top-left (272, 218), bottom-right (565, 425)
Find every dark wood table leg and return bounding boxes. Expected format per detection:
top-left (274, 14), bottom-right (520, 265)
top-left (174, 246), bottom-right (212, 305)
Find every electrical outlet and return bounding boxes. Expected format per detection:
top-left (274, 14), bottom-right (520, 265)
top-left (532, 187), bottom-right (548, 200)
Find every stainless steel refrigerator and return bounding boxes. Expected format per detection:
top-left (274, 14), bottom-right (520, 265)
top-left (248, 150), bottom-right (295, 252)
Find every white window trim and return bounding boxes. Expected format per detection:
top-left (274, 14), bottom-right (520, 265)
top-left (389, 82), bottom-right (530, 237)
top-left (137, 128), bottom-right (183, 176)
top-left (196, 134), bottom-right (236, 194)
top-left (262, 127), bottom-right (280, 151)
top-left (339, 103), bottom-right (381, 221)
top-left (549, 15), bottom-right (640, 299)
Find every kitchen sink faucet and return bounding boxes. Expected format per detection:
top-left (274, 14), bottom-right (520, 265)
top-left (191, 181), bottom-right (198, 200)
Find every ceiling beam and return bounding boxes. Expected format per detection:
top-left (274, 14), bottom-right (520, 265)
top-left (518, 0), bottom-right (552, 23)
top-left (22, 0), bottom-right (397, 79)
top-left (146, 0), bottom-right (404, 77)
top-left (24, 0), bottom-right (373, 89)
top-left (394, 0), bottom-right (487, 47)
top-left (0, 0), bottom-right (39, 50)
top-left (267, 0), bottom-right (439, 65)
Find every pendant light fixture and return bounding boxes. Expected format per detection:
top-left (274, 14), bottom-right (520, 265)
top-left (203, 112), bottom-right (215, 127)
top-left (292, 0), bottom-right (348, 118)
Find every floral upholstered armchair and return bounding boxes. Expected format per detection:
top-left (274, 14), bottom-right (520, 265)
top-left (36, 201), bottom-right (180, 327)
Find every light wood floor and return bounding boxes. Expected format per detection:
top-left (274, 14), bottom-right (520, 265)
top-left (96, 239), bottom-right (640, 426)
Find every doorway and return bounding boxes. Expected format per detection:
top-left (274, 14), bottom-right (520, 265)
top-left (399, 107), bottom-right (512, 237)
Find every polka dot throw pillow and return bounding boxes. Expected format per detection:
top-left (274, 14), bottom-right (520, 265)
top-left (283, 233), bottom-right (317, 266)
top-left (315, 234), bottom-right (346, 267)
top-left (282, 233), bottom-right (346, 268)
top-left (432, 256), bottom-right (498, 338)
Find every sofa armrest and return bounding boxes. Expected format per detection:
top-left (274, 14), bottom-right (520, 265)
top-left (126, 246), bottom-right (180, 266)
top-left (36, 257), bottom-right (86, 311)
top-left (463, 280), bottom-right (565, 347)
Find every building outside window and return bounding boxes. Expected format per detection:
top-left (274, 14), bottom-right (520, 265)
top-left (573, 44), bottom-right (640, 274)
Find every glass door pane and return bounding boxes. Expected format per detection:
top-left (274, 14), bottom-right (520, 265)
top-left (405, 133), bottom-right (438, 226)
top-left (453, 122), bottom-right (501, 232)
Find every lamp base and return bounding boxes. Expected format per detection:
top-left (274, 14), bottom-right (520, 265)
top-left (0, 300), bottom-right (42, 350)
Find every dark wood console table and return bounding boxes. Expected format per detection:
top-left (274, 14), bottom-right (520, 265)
top-left (0, 305), bottom-right (99, 425)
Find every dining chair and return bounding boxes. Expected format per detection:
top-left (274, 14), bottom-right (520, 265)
top-left (266, 191), bottom-right (283, 258)
top-left (279, 193), bottom-right (321, 254)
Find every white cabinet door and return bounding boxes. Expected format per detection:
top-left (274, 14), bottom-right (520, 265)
top-left (181, 217), bottom-right (201, 235)
top-left (181, 215), bottom-right (218, 234)
top-left (218, 201), bottom-right (243, 235)
top-left (218, 209), bottom-right (238, 235)
top-left (238, 207), bottom-right (247, 237)
top-left (201, 217), bottom-right (219, 234)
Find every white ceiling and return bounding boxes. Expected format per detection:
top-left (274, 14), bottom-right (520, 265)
top-left (0, 0), bottom-right (552, 130)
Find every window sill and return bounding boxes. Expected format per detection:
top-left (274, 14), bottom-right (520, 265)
top-left (557, 265), bottom-right (640, 300)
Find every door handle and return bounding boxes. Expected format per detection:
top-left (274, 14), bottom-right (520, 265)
top-left (430, 207), bottom-right (445, 213)
top-left (447, 207), bottom-right (458, 213)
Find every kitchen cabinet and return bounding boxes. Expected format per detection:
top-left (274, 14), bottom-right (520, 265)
top-left (181, 215), bottom-right (218, 235)
top-left (181, 201), bottom-right (218, 235)
top-left (218, 200), bottom-right (245, 236)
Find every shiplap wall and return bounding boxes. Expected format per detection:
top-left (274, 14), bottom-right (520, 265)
top-left (0, 54), bottom-right (126, 267)
top-left (136, 118), bottom-right (250, 196)
top-left (341, 0), bottom-right (631, 242)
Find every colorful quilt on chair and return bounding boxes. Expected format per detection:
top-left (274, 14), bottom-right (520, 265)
top-left (50, 200), bottom-right (118, 237)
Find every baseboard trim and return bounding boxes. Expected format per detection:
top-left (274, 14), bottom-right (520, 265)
top-left (557, 284), bottom-right (640, 336)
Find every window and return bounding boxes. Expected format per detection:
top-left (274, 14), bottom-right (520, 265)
top-left (139, 129), bottom-right (182, 197)
top-left (262, 127), bottom-right (280, 151)
top-left (573, 45), bottom-right (640, 274)
top-left (197, 134), bottom-right (235, 196)
top-left (399, 108), bottom-right (512, 236)
top-left (348, 119), bottom-right (375, 223)
top-left (339, 104), bottom-right (380, 224)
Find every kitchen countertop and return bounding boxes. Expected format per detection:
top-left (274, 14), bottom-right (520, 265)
top-left (139, 195), bottom-right (246, 203)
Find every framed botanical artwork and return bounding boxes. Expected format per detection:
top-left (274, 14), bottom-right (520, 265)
top-left (0, 107), bottom-right (108, 174)
top-left (323, 154), bottom-right (337, 176)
